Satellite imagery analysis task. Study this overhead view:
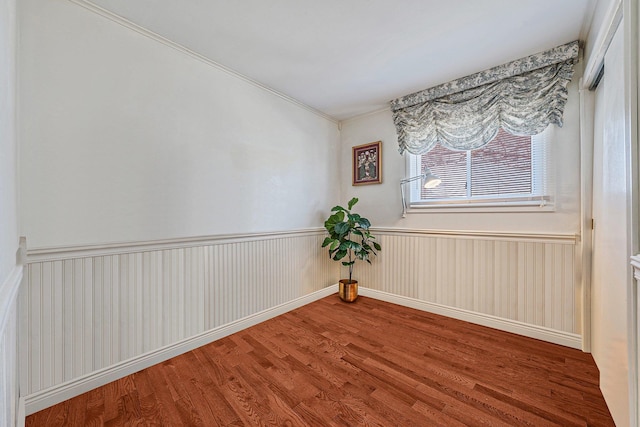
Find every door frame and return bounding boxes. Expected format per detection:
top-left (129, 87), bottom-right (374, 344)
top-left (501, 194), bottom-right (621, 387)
top-left (581, 0), bottom-right (638, 425)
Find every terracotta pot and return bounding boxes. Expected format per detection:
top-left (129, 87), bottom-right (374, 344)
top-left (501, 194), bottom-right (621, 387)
top-left (339, 279), bottom-right (358, 302)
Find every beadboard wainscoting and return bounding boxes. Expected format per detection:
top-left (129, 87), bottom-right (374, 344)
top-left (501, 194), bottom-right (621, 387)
top-left (1, 266), bottom-right (23, 427)
top-left (357, 228), bottom-right (581, 348)
top-left (20, 226), bottom-right (583, 415)
top-left (630, 255), bottom-right (640, 427)
top-left (20, 229), bottom-right (338, 414)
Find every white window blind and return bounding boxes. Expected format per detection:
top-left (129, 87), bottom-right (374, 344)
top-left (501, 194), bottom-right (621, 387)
top-left (408, 128), bottom-right (550, 208)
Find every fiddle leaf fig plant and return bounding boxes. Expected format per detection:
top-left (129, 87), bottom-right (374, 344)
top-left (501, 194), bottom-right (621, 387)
top-left (322, 197), bottom-right (381, 282)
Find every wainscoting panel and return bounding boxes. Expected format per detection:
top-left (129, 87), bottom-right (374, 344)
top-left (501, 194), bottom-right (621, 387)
top-left (357, 229), bottom-right (578, 335)
top-left (21, 230), bottom-right (337, 398)
top-left (21, 227), bottom-right (582, 413)
top-left (630, 255), bottom-right (640, 427)
top-left (0, 266), bottom-right (22, 427)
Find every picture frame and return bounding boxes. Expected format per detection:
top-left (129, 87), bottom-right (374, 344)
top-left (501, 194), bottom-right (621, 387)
top-left (352, 141), bottom-right (382, 185)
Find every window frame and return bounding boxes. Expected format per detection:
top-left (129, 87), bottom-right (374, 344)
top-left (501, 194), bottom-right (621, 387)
top-left (404, 129), bottom-right (554, 214)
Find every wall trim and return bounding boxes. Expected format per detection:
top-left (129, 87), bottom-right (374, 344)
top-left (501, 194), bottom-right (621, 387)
top-left (583, 0), bottom-right (623, 88)
top-left (578, 80), bottom-right (595, 353)
top-left (22, 282), bottom-right (583, 415)
top-left (339, 106), bottom-right (391, 124)
top-left (67, 0), bottom-right (338, 124)
top-left (25, 228), bottom-right (578, 262)
top-left (23, 285), bottom-right (337, 415)
top-left (0, 265), bottom-right (23, 336)
top-left (372, 227), bottom-right (578, 244)
top-left (25, 228), bottom-right (326, 262)
top-left (17, 397), bottom-right (25, 427)
top-left (360, 287), bottom-right (583, 350)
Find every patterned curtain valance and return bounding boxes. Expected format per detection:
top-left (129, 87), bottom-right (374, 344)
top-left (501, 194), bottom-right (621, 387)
top-left (391, 41), bottom-right (579, 155)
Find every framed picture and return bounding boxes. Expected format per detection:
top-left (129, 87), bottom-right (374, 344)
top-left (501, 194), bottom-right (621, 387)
top-left (352, 141), bottom-right (382, 185)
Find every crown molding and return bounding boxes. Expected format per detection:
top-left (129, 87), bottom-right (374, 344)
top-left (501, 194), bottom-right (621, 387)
top-left (339, 106), bottom-right (391, 125)
top-left (67, 0), bottom-right (338, 124)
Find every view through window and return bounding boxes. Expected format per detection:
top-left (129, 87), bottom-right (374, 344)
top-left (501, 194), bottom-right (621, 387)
top-left (409, 128), bottom-right (549, 207)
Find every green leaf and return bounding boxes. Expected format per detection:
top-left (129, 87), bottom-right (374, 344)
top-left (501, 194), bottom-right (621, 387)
top-left (334, 222), bottom-right (350, 236)
top-left (347, 197), bottom-right (358, 210)
top-left (358, 217), bottom-right (371, 228)
top-left (333, 249), bottom-right (348, 260)
top-left (329, 240), bottom-right (340, 251)
top-left (347, 213), bottom-right (361, 223)
top-left (326, 211), bottom-right (345, 226)
top-left (342, 261), bottom-right (355, 267)
top-left (331, 205), bottom-right (346, 212)
top-left (321, 237), bottom-right (333, 247)
top-left (356, 251), bottom-right (368, 259)
top-left (324, 213), bottom-right (345, 234)
top-left (373, 242), bottom-right (381, 251)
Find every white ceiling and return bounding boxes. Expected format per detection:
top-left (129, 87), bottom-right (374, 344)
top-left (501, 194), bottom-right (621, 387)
top-left (86, 0), bottom-right (594, 121)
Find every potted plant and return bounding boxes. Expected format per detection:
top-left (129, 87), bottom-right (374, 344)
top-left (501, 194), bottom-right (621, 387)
top-left (322, 197), bottom-right (381, 302)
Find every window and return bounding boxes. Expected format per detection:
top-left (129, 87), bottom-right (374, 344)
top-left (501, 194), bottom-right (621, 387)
top-left (407, 128), bottom-right (552, 211)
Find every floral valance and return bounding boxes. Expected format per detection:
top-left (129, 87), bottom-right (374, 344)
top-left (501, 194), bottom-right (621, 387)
top-left (391, 41), bottom-right (579, 155)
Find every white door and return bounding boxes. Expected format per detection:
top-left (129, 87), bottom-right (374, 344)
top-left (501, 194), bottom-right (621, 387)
top-left (590, 19), bottom-right (631, 427)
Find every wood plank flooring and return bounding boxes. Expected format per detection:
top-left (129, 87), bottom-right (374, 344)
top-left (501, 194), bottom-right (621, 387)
top-left (26, 295), bottom-right (615, 426)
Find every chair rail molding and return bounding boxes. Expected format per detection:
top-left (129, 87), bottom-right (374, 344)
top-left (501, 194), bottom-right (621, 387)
top-left (370, 227), bottom-right (578, 244)
top-left (25, 228), bottom-right (327, 262)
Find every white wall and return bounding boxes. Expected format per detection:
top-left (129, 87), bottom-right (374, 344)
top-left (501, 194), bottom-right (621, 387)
top-left (0, 0), bottom-right (17, 283)
top-left (0, 0), bottom-right (20, 425)
top-left (19, 0), bottom-right (341, 249)
top-left (339, 78), bottom-right (581, 234)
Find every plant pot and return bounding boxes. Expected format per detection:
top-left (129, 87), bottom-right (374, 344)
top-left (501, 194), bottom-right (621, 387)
top-left (339, 279), bottom-right (358, 302)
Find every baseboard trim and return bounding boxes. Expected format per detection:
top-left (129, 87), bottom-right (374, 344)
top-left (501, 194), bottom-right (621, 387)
top-left (359, 287), bottom-right (582, 350)
top-left (23, 285), bottom-right (582, 415)
top-left (17, 396), bottom-right (25, 427)
top-left (23, 285), bottom-right (337, 415)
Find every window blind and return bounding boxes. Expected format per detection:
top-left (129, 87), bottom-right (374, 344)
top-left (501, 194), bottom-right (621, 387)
top-left (409, 128), bottom-right (550, 205)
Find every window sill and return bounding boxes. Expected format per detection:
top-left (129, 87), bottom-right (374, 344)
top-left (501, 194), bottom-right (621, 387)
top-left (407, 198), bottom-right (555, 214)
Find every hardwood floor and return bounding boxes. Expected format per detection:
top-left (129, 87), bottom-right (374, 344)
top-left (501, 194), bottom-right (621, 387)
top-left (26, 295), bottom-right (615, 426)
